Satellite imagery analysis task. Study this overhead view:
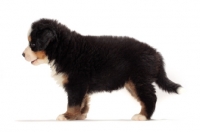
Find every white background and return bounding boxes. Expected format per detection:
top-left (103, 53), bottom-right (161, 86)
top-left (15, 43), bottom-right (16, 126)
top-left (0, 0), bottom-right (200, 131)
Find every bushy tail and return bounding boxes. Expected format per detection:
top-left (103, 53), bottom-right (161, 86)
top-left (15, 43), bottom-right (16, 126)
top-left (155, 54), bottom-right (182, 94)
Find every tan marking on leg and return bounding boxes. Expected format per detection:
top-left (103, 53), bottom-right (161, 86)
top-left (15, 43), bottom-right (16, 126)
top-left (77, 95), bottom-right (90, 120)
top-left (63, 106), bottom-right (81, 120)
top-left (125, 81), bottom-right (147, 117)
top-left (139, 102), bottom-right (146, 116)
top-left (35, 51), bottom-right (46, 59)
top-left (28, 35), bottom-right (31, 42)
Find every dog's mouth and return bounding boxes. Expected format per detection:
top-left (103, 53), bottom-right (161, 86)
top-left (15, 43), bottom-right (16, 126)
top-left (31, 58), bottom-right (38, 64)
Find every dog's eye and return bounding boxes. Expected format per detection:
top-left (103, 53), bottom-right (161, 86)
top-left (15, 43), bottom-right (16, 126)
top-left (30, 43), bottom-right (36, 47)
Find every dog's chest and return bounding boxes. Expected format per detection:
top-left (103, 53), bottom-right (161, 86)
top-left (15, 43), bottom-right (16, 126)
top-left (50, 65), bottom-right (65, 87)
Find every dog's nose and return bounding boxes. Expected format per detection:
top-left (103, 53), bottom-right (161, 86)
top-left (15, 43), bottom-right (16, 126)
top-left (22, 53), bottom-right (25, 57)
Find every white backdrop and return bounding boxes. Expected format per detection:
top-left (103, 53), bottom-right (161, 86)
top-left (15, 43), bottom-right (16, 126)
top-left (0, 0), bottom-right (200, 131)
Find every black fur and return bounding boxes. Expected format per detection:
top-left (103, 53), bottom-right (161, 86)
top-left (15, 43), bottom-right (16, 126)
top-left (30, 18), bottom-right (181, 119)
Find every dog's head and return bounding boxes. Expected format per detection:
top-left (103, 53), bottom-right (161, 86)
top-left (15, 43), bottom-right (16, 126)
top-left (22, 19), bottom-right (57, 66)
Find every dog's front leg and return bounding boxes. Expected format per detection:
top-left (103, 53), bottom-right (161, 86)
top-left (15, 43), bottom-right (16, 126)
top-left (56, 82), bottom-right (87, 121)
top-left (57, 106), bottom-right (81, 121)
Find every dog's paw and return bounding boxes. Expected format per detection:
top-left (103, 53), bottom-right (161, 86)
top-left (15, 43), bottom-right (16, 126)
top-left (77, 114), bottom-right (87, 120)
top-left (131, 114), bottom-right (147, 121)
top-left (56, 114), bottom-right (67, 121)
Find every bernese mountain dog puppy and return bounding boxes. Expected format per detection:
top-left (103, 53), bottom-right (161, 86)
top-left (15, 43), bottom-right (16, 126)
top-left (22, 18), bottom-right (182, 121)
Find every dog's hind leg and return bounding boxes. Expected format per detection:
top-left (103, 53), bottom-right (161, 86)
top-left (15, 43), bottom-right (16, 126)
top-left (125, 80), bottom-right (157, 121)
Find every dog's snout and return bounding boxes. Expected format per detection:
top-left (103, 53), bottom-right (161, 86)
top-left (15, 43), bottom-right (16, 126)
top-left (22, 53), bottom-right (25, 57)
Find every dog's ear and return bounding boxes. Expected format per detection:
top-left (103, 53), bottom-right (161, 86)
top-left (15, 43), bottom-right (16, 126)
top-left (37, 29), bottom-right (56, 50)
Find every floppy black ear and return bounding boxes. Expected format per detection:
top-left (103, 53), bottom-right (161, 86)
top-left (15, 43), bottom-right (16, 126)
top-left (37, 29), bottom-right (56, 50)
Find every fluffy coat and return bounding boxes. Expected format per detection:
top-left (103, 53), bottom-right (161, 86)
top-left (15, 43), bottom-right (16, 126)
top-left (22, 18), bottom-right (181, 120)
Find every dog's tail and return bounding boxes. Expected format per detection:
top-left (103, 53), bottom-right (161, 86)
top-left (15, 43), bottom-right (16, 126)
top-left (155, 53), bottom-right (183, 94)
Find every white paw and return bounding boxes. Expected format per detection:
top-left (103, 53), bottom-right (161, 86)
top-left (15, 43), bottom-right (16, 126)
top-left (177, 87), bottom-right (184, 94)
top-left (131, 114), bottom-right (147, 121)
top-left (56, 114), bottom-right (67, 121)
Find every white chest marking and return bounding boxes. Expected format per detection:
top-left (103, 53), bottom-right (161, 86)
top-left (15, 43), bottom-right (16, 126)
top-left (50, 64), bottom-right (65, 87)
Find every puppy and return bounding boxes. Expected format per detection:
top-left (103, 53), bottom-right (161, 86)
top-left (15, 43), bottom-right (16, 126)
top-left (22, 18), bottom-right (182, 121)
